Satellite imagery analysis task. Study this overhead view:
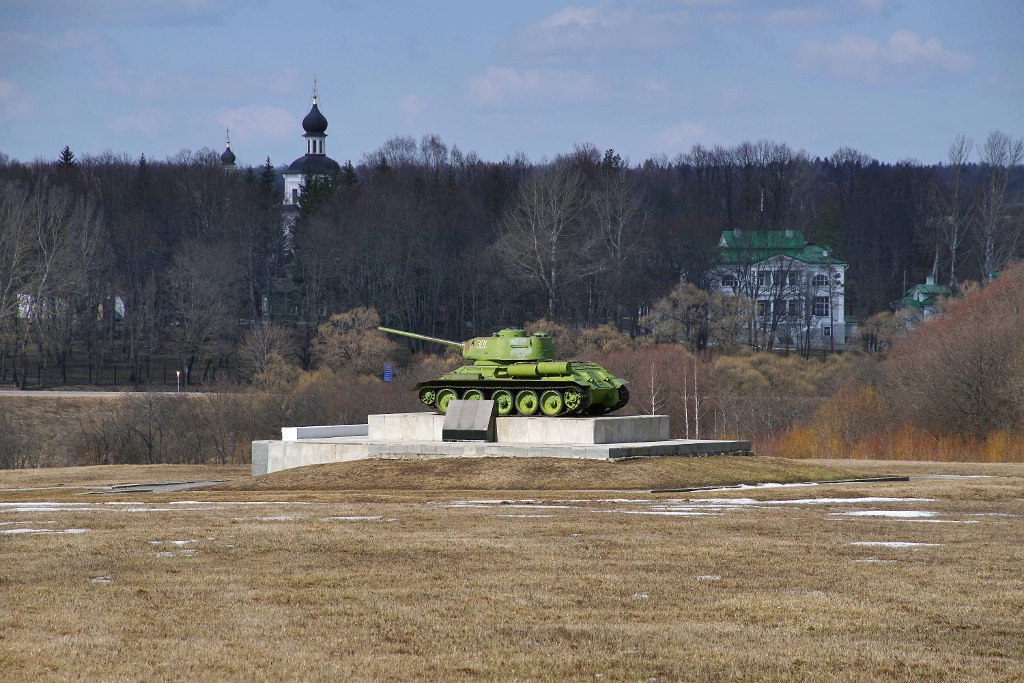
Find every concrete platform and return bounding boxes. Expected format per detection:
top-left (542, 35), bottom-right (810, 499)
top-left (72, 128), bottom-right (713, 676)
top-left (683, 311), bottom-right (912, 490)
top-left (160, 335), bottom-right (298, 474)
top-left (368, 412), bottom-right (669, 444)
top-left (252, 412), bottom-right (752, 476)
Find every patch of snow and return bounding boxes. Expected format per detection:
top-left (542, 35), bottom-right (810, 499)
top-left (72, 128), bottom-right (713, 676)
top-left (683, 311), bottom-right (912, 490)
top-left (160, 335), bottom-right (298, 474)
top-left (0, 527), bottom-right (88, 535)
top-left (848, 541), bottom-right (941, 548)
top-left (694, 575), bottom-right (721, 581)
top-left (4, 506), bottom-right (97, 513)
top-left (91, 576), bottom-right (113, 584)
top-left (446, 502), bottom-right (575, 510)
top-left (232, 516), bottom-right (299, 522)
top-left (897, 519), bottom-right (979, 524)
top-left (495, 514), bottom-right (555, 518)
top-left (838, 510), bottom-right (937, 518)
top-left (168, 500), bottom-right (316, 506)
top-left (696, 482), bottom-right (820, 493)
top-left (918, 474), bottom-right (992, 480)
top-left (631, 591), bottom-right (650, 600)
top-left (605, 509), bottom-right (715, 517)
top-left (319, 516), bottom-right (382, 521)
top-left (851, 558), bottom-right (898, 563)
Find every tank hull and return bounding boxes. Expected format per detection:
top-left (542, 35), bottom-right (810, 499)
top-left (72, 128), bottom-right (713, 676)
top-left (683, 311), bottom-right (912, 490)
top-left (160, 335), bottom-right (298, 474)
top-left (414, 362), bottom-right (629, 417)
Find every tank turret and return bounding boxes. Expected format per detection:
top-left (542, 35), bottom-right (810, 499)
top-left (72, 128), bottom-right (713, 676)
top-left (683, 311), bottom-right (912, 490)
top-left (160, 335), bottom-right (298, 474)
top-left (378, 327), bottom-right (555, 363)
top-left (379, 326), bottom-right (629, 417)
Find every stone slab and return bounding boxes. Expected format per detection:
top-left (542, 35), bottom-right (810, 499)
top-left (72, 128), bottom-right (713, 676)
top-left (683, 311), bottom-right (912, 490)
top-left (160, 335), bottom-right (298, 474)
top-left (282, 424), bottom-right (369, 441)
top-left (365, 412), bottom-right (670, 445)
top-left (250, 436), bottom-right (752, 475)
top-left (442, 400), bottom-right (497, 442)
top-left (368, 413), bottom-right (445, 441)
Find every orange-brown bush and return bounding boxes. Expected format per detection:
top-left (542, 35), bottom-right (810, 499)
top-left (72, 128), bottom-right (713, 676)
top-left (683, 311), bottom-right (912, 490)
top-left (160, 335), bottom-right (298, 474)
top-left (770, 262), bottom-right (1024, 462)
top-left (882, 263), bottom-right (1024, 438)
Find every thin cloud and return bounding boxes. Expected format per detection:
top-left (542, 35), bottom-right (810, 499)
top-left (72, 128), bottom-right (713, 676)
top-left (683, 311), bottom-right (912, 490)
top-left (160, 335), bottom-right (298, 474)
top-left (657, 120), bottom-right (708, 149)
top-left (464, 66), bottom-right (601, 107)
top-left (218, 105), bottom-right (293, 140)
top-left (108, 107), bottom-right (170, 137)
top-left (762, 8), bottom-right (833, 29)
top-left (400, 94), bottom-right (426, 118)
top-left (720, 85), bottom-right (748, 111)
top-left (514, 1), bottom-right (690, 58)
top-left (0, 79), bottom-right (35, 120)
top-left (798, 30), bottom-right (975, 80)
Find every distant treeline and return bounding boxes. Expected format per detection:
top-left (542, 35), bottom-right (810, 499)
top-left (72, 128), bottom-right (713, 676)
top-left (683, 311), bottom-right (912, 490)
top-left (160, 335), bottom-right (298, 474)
top-left (0, 131), bottom-right (1020, 387)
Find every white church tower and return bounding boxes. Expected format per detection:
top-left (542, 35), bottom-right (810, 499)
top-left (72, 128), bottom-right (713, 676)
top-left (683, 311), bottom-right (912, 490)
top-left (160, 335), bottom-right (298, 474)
top-left (282, 81), bottom-right (340, 207)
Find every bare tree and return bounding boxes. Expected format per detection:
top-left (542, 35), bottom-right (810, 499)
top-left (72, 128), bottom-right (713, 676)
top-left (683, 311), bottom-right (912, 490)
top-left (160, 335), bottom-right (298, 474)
top-left (498, 164), bottom-right (601, 319)
top-left (939, 135), bottom-right (973, 287)
top-left (974, 130), bottom-right (1024, 281)
top-left (163, 240), bottom-right (239, 385)
top-left (591, 165), bottom-right (648, 328)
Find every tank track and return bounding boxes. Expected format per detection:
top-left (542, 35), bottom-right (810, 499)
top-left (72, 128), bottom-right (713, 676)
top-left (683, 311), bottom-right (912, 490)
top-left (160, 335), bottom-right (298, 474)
top-left (416, 381), bottom-right (593, 417)
top-left (417, 381), bottom-right (629, 417)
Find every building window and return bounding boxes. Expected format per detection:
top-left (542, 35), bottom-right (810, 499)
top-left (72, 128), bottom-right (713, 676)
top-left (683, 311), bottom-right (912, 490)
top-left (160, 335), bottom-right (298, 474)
top-left (812, 296), bottom-right (830, 317)
top-left (812, 273), bottom-right (830, 287)
top-left (757, 271), bottom-right (772, 288)
top-left (319, 140), bottom-right (323, 154)
top-left (291, 188), bottom-right (299, 203)
top-left (822, 325), bottom-right (832, 337)
top-left (757, 300), bottom-right (770, 317)
top-left (784, 300), bottom-right (800, 316)
top-left (721, 273), bottom-right (738, 289)
top-left (786, 271), bottom-right (801, 286)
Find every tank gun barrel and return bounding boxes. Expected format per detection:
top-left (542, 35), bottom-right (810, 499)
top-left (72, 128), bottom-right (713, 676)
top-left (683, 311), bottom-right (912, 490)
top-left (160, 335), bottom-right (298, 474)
top-left (378, 326), bottom-right (463, 349)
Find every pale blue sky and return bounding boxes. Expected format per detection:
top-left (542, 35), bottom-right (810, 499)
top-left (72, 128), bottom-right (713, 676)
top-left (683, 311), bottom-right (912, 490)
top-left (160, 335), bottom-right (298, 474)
top-left (1, 0), bottom-right (1021, 167)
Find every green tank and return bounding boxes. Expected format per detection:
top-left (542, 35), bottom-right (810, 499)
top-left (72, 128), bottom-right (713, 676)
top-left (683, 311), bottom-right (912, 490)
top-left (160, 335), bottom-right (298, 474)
top-left (379, 326), bottom-right (629, 417)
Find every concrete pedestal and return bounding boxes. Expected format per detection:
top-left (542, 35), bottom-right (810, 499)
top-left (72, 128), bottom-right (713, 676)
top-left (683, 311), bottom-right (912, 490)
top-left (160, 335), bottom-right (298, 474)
top-left (253, 412), bottom-right (752, 476)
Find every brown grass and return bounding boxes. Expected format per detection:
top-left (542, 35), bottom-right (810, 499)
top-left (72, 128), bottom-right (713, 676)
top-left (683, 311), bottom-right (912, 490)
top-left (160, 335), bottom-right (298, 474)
top-left (217, 456), bottom-right (862, 493)
top-left (1, 460), bottom-right (1022, 681)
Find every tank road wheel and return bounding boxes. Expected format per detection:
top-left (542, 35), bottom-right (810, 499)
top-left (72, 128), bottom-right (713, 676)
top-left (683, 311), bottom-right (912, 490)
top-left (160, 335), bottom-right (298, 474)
top-left (435, 388), bottom-right (458, 414)
top-left (491, 389), bottom-right (514, 416)
top-left (462, 389), bottom-right (484, 401)
top-left (418, 388), bottom-right (437, 407)
top-left (563, 388), bottom-right (583, 413)
top-left (539, 389), bottom-right (564, 416)
top-left (515, 390), bottom-right (539, 416)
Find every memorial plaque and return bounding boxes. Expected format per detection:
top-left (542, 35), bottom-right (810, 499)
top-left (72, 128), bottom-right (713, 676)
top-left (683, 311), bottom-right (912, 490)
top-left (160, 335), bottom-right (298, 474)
top-left (442, 400), bottom-right (497, 442)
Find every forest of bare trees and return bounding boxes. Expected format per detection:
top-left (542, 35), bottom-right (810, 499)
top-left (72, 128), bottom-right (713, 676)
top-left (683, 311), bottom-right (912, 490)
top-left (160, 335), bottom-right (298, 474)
top-left (0, 131), bottom-right (1021, 389)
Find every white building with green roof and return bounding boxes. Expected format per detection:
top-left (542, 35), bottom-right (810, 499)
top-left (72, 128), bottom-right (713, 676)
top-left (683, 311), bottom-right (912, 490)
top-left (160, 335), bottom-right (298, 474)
top-left (895, 276), bottom-right (951, 318)
top-left (713, 229), bottom-right (848, 351)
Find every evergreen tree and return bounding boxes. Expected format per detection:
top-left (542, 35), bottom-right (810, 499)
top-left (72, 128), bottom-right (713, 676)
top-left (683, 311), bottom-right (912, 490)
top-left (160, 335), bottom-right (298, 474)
top-left (297, 173), bottom-right (333, 219)
top-left (601, 148), bottom-right (624, 172)
top-left (339, 160), bottom-right (358, 187)
top-left (57, 145), bottom-right (76, 168)
top-left (259, 157), bottom-right (276, 193)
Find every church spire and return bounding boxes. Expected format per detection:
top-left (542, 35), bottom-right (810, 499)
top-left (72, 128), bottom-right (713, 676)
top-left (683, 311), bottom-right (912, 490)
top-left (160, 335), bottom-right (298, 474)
top-left (301, 78), bottom-right (328, 155)
top-left (220, 126), bottom-right (236, 166)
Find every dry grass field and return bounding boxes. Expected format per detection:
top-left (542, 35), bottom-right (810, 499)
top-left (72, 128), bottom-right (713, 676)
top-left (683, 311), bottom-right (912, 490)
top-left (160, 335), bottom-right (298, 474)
top-left (1, 457), bottom-right (1022, 681)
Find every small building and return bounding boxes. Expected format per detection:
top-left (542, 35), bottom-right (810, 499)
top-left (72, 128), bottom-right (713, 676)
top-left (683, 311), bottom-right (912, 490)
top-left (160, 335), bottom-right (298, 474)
top-left (895, 276), bottom-right (951, 318)
top-left (712, 229), bottom-right (848, 350)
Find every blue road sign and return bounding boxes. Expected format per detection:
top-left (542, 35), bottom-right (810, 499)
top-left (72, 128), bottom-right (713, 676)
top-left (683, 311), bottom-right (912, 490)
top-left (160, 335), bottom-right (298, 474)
top-left (383, 362), bottom-right (392, 383)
